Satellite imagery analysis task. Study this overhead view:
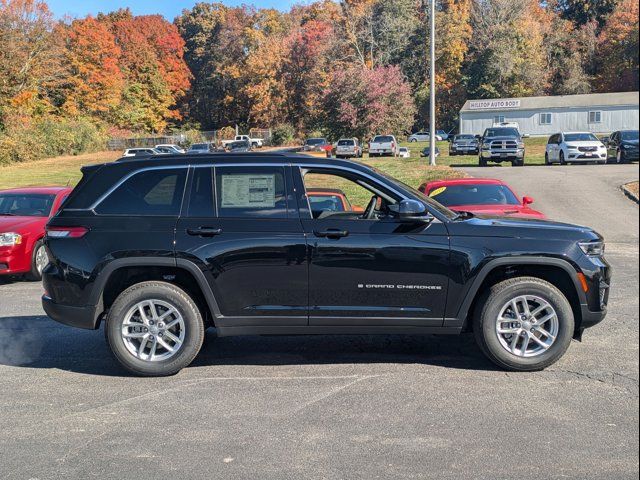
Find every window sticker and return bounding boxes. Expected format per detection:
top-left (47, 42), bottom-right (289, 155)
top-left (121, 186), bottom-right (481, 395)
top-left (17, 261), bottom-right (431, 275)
top-left (429, 186), bottom-right (447, 197)
top-left (220, 174), bottom-right (276, 208)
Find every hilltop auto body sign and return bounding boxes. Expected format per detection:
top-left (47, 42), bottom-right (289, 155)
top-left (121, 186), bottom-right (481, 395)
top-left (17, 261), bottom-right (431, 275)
top-left (468, 99), bottom-right (521, 110)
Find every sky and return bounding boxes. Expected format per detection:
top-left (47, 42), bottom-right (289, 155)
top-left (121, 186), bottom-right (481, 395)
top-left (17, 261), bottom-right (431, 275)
top-left (46, 0), bottom-right (299, 20)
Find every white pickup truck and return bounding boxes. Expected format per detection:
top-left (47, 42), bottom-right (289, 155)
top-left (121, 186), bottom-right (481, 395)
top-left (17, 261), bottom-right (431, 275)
top-left (221, 135), bottom-right (263, 148)
top-left (368, 135), bottom-right (400, 157)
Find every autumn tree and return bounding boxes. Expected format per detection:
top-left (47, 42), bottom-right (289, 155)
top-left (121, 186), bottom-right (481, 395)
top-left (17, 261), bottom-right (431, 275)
top-left (555, 0), bottom-right (619, 28)
top-left (320, 65), bottom-right (416, 140)
top-left (59, 16), bottom-right (123, 120)
top-left (0, 0), bottom-right (64, 124)
top-left (595, 0), bottom-right (639, 92)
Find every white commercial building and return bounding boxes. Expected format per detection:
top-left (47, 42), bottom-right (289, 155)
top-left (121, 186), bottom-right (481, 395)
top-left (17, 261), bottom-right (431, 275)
top-left (459, 92), bottom-right (639, 136)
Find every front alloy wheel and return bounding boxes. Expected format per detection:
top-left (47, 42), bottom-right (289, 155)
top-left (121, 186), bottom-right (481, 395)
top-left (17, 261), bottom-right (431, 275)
top-left (474, 277), bottom-right (574, 371)
top-left (495, 295), bottom-right (559, 357)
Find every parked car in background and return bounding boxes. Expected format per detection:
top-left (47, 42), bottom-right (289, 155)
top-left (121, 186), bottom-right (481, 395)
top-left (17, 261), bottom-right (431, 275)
top-left (155, 144), bottom-right (185, 154)
top-left (449, 134), bottom-right (480, 156)
top-left (408, 130), bottom-right (449, 142)
top-left (606, 130), bottom-right (639, 164)
top-left (306, 188), bottom-right (365, 214)
top-left (420, 178), bottom-right (545, 219)
top-left (419, 145), bottom-right (440, 157)
top-left (303, 138), bottom-right (330, 152)
top-left (545, 132), bottom-right (607, 165)
top-left (436, 130), bottom-right (449, 141)
top-left (221, 135), bottom-right (263, 149)
top-left (398, 147), bottom-right (411, 158)
top-left (226, 140), bottom-right (252, 152)
top-left (187, 143), bottom-right (213, 154)
top-left (0, 187), bottom-right (72, 280)
top-left (122, 148), bottom-right (163, 158)
top-left (479, 127), bottom-right (525, 167)
top-left (369, 135), bottom-right (400, 157)
top-left (335, 138), bottom-right (363, 158)
top-left (408, 131), bottom-right (429, 142)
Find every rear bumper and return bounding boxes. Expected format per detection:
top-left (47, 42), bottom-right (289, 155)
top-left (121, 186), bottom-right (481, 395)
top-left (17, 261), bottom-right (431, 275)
top-left (42, 295), bottom-right (100, 330)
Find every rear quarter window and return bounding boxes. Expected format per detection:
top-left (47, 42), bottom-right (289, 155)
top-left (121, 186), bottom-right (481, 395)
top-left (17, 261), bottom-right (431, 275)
top-left (95, 168), bottom-right (187, 216)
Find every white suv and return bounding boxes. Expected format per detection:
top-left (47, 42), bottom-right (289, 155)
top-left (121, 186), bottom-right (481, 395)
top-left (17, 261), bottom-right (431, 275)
top-left (545, 132), bottom-right (607, 165)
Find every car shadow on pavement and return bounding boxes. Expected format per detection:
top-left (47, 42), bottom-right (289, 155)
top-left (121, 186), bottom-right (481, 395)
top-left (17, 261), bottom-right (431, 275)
top-left (0, 316), bottom-right (499, 377)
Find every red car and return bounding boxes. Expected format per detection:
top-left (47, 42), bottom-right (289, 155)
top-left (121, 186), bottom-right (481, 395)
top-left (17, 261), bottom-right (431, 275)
top-left (419, 178), bottom-right (546, 219)
top-left (306, 188), bottom-right (365, 215)
top-left (0, 186), bottom-right (72, 280)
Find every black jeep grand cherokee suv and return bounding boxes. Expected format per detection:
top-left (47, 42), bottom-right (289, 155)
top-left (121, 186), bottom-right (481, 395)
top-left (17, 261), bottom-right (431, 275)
top-left (43, 153), bottom-right (610, 376)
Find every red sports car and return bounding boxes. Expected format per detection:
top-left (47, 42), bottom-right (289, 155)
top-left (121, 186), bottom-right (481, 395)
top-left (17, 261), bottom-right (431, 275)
top-left (419, 178), bottom-right (546, 219)
top-left (0, 186), bottom-right (72, 280)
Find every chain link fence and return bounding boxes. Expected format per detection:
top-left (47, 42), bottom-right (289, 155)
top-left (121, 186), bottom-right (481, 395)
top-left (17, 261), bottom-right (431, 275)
top-left (107, 128), bottom-right (271, 151)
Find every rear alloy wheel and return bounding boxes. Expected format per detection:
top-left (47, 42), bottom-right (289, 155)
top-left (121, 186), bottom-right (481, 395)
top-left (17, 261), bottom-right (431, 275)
top-left (26, 240), bottom-right (48, 281)
top-left (105, 281), bottom-right (205, 376)
top-left (473, 277), bottom-right (574, 371)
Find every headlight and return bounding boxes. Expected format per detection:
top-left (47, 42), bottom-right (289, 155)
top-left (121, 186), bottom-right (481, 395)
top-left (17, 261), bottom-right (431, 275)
top-left (567, 144), bottom-right (579, 150)
top-left (0, 232), bottom-right (22, 247)
top-left (517, 142), bottom-right (525, 149)
top-left (579, 241), bottom-right (605, 257)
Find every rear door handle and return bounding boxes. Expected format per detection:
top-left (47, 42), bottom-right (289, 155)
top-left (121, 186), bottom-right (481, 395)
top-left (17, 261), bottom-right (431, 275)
top-left (186, 227), bottom-right (223, 237)
top-left (313, 229), bottom-right (349, 239)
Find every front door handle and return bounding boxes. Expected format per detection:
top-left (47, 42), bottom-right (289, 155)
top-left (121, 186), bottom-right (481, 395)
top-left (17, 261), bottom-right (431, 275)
top-left (313, 229), bottom-right (349, 239)
top-left (186, 227), bottom-right (223, 237)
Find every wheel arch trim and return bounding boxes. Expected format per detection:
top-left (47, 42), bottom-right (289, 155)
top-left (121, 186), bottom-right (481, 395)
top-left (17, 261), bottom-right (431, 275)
top-left (90, 257), bottom-right (222, 322)
top-left (448, 256), bottom-right (586, 327)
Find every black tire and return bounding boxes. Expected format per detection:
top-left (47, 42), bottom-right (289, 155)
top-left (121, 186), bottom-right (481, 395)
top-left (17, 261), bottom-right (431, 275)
top-left (559, 151), bottom-right (566, 165)
top-left (479, 156), bottom-right (487, 167)
top-left (473, 277), bottom-right (574, 371)
top-left (512, 157), bottom-right (524, 167)
top-left (616, 149), bottom-right (627, 164)
top-left (26, 240), bottom-right (47, 281)
top-left (105, 281), bottom-right (205, 376)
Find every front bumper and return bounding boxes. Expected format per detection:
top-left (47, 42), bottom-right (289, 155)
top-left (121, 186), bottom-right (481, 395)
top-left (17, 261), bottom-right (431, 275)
top-left (451, 145), bottom-right (479, 154)
top-left (481, 149), bottom-right (524, 161)
top-left (0, 245), bottom-right (30, 275)
top-left (42, 295), bottom-right (100, 330)
top-left (567, 150), bottom-right (607, 161)
top-left (622, 148), bottom-right (639, 161)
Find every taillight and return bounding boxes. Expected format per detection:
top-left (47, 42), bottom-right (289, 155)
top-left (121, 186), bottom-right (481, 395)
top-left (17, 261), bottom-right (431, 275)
top-left (46, 226), bottom-right (89, 239)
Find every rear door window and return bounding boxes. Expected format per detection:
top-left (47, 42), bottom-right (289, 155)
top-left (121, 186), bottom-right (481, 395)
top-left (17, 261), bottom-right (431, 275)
top-left (215, 166), bottom-right (288, 218)
top-left (96, 168), bottom-right (187, 216)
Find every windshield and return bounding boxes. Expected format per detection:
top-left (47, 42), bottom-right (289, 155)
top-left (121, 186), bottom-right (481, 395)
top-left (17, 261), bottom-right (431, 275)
top-left (454, 135), bottom-right (475, 141)
top-left (306, 138), bottom-right (327, 145)
top-left (190, 144), bottom-right (208, 150)
top-left (484, 128), bottom-right (519, 138)
top-left (0, 194), bottom-right (56, 217)
top-left (621, 130), bottom-right (639, 141)
top-left (564, 133), bottom-right (599, 142)
top-left (373, 136), bottom-right (394, 143)
top-left (428, 184), bottom-right (520, 206)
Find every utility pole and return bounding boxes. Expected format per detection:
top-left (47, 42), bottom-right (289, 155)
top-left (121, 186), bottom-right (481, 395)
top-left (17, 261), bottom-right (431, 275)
top-left (429, 0), bottom-right (436, 166)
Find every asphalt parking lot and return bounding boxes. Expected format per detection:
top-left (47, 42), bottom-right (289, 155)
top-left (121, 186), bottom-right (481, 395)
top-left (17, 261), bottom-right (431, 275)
top-left (0, 165), bottom-right (638, 479)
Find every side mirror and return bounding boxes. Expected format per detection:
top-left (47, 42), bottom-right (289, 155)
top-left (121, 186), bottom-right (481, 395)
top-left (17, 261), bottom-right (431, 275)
top-left (523, 196), bottom-right (534, 205)
top-left (601, 137), bottom-right (609, 146)
top-left (389, 200), bottom-right (432, 222)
